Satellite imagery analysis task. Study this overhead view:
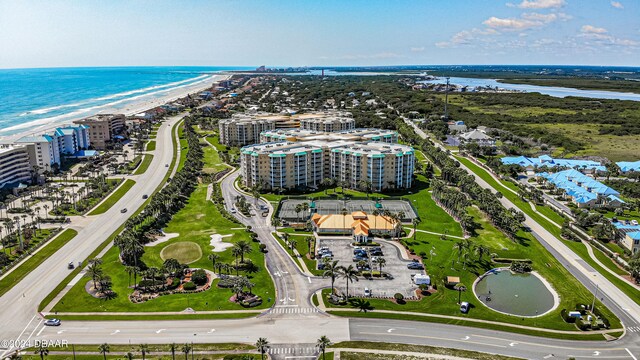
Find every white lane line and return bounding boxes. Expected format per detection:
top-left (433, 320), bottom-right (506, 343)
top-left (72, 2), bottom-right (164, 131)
top-left (626, 348), bottom-right (638, 360)
top-left (16, 314), bottom-right (38, 340)
top-left (25, 319), bottom-right (44, 343)
top-left (36, 326), bottom-right (46, 337)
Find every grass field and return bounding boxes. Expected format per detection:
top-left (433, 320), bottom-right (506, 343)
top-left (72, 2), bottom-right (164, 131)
top-left (146, 140), bottom-right (156, 152)
top-left (88, 179), bottom-right (136, 215)
top-left (159, 241), bottom-right (202, 263)
top-left (132, 154), bottom-right (154, 175)
top-left (0, 229), bottom-right (78, 297)
top-left (528, 123), bottom-right (640, 161)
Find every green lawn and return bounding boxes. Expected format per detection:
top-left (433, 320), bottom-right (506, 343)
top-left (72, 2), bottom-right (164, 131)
top-left (133, 154), bottom-right (154, 175)
top-left (202, 138), bottom-right (229, 173)
top-left (52, 184), bottom-right (275, 313)
top-left (456, 155), bottom-right (640, 306)
top-left (0, 229), bottom-right (78, 297)
top-left (88, 179), bottom-right (136, 215)
top-left (146, 140), bottom-right (156, 152)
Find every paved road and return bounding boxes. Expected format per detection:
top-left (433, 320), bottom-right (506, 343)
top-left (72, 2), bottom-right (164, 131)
top-left (0, 113), bottom-right (184, 356)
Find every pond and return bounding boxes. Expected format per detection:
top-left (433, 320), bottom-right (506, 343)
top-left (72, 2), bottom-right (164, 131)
top-left (474, 268), bottom-right (558, 317)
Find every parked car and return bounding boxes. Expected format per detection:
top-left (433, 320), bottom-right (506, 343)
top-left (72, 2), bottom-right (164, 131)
top-left (407, 262), bottom-right (424, 270)
top-left (44, 319), bottom-right (61, 326)
top-left (460, 301), bottom-right (470, 313)
top-left (120, 208), bottom-right (127, 213)
top-left (67, 262), bottom-right (74, 270)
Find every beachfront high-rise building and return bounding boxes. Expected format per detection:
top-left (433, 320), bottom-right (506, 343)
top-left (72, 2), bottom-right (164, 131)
top-left (15, 134), bottom-right (61, 171)
top-left (219, 111), bottom-right (355, 146)
top-left (73, 114), bottom-right (126, 149)
top-left (240, 140), bottom-right (414, 191)
top-left (0, 145), bottom-right (32, 189)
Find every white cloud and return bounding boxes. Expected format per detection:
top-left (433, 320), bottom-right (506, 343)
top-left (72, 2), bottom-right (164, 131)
top-left (410, 47), bottom-right (425, 52)
top-left (611, 1), bottom-right (624, 9)
top-left (483, 16), bottom-right (542, 30)
top-left (578, 25), bottom-right (638, 47)
top-left (435, 28), bottom-right (498, 48)
top-left (506, 0), bottom-right (566, 9)
top-left (581, 25), bottom-right (608, 34)
top-left (522, 12), bottom-right (572, 23)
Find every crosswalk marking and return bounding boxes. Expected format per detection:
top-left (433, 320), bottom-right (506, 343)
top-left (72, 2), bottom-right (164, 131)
top-left (268, 347), bottom-right (316, 355)
top-left (627, 326), bottom-right (640, 332)
top-left (270, 307), bottom-right (319, 314)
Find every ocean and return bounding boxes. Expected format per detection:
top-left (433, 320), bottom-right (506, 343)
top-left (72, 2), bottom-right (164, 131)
top-left (0, 66), bottom-right (249, 137)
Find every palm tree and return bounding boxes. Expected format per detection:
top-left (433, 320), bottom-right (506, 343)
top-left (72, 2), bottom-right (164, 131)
top-left (139, 344), bottom-right (150, 360)
top-left (255, 337), bottom-right (270, 360)
top-left (34, 344), bottom-right (48, 360)
top-left (341, 208), bottom-right (348, 235)
top-left (98, 343), bottom-right (110, 360)
top-left (181, 343), bottom-right (192, 360)
top-left (454, 283), bottom-right (467, 304)
top-left (169, 343), bottom-right (177, 360)
top-left (208, 253), bottom-right (220, 273)
top-left (349, 298), bottom-right (374, 313)
top-left (474, 244), bottom-right (490, 262)
top-left (339, 264), bottom-right (359, 298)
top-left (373, 257), bottom-right (386, 274)
top-left (233, 240), bottom-right (252, 263)
top-left (316, 336), bottom-right (332, 360)
top-left (86, 262), bottom-right (103, 289)
top-left (322, 260), bottom-right (341, 294)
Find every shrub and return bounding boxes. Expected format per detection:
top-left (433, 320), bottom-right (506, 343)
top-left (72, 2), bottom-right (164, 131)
top-left (191, 269), bottom-right (207, 286)
top-left (182, 281), bottom-right (196, 291)
top-left (394, 293), bottom-right (405, 304)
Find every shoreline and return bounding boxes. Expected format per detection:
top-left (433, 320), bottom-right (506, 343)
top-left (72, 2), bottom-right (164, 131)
top-left (0, 73), bottom-right (231, 143)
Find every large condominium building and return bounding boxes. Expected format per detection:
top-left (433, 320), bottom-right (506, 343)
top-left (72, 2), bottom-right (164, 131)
top-left (259, 128), bottom-right (398, 144)
top-left (240, 140), bottom-right (414, 191)
top-left (73, 114), bottom-right (126, 149)
top-left (219, 111), bottom-right (354, 146)
top-left (299, 113), bottom-right (354, 132)
top-left (0, 145), bottom-right (32, 189)
top-left (15, 134), bottom-right (61, 170)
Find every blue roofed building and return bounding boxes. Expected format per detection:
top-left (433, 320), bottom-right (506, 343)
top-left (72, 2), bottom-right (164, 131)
top-left (613, 221), bottom-right (640, 255)
top-left (502, 155), bottom-right (605, 174)
top-left (537, 169), bottom-right (624, 208)
top-left (616, 160), bottom-right (640, 173)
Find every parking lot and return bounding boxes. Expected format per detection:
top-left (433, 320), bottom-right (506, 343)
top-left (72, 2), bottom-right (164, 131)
top-left (317, 238), bottom-right (422, 298)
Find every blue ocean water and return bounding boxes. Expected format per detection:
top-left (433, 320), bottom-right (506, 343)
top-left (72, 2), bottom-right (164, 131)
top-left (0, 66), bottom-right (249, 137)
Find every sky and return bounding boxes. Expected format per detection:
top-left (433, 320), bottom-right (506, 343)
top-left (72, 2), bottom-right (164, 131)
top-left (0, 0), bottom-right (639, 69)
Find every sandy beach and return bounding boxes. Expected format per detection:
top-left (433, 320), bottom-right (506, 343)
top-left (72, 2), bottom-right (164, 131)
top-left (0, 73), bottom-right (231, 143)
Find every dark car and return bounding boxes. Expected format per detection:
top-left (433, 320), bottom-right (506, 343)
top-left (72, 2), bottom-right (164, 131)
top-left (44, 319), bottom-right (61, 326)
